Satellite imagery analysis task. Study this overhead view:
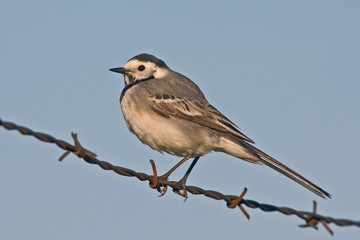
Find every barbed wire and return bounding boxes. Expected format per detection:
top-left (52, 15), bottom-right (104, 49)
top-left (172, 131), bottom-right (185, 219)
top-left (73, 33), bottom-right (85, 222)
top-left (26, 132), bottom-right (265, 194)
top-left (1, 118), bottom-right (359, 235)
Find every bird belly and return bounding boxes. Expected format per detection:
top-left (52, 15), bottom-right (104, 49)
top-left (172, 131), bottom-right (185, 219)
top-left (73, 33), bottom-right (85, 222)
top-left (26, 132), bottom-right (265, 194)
top-left (121, 95), bottom-right (218, 157)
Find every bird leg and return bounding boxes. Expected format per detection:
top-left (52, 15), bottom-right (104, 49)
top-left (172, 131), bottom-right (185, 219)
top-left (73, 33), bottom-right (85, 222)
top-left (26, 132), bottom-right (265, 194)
top-left (174, 156), bottom-right (200, 200)
top-left (161, 156), bottom-right (191, 178)
top-left (158, 156), bottom-right (201, 199)
top-left (157, 156), bottom-right (191, 196)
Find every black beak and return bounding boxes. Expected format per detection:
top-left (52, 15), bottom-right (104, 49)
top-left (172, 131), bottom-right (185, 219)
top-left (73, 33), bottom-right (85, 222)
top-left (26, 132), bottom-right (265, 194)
top-left (109, 67), bottom-right (127, 74)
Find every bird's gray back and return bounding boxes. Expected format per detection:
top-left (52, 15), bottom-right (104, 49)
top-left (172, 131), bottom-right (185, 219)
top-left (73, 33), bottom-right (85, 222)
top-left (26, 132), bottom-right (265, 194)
top-left (143, 70), bottom-right (208, 103)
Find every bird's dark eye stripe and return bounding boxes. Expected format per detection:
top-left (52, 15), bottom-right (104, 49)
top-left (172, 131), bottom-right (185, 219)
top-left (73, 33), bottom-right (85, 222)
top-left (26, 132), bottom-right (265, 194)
top-left (138, 65), bottom-right (145, 71)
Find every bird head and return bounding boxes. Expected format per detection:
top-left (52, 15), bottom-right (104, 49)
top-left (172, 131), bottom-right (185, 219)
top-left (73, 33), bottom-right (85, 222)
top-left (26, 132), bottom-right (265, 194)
top-left (110, 53), bottom-right (169, 86)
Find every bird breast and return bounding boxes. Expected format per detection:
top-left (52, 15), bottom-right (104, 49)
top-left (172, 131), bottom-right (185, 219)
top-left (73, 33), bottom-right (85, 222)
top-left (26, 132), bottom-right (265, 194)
top-left (120, 85), bottom-right (219, 157)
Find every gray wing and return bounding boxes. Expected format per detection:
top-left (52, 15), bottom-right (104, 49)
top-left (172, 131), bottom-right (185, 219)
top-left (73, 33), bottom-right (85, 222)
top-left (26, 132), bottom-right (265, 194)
top-left (149, 93), bottom-right (255, 143)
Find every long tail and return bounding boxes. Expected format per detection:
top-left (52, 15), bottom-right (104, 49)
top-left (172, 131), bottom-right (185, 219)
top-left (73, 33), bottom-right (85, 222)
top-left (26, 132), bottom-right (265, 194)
top-left (221, 136), bottom-right (331, 198)
top-left (242, 141), bottom-right (331, 199)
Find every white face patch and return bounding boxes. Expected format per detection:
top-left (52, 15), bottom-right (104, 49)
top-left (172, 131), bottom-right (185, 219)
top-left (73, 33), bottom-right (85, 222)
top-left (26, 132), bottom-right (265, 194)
top-left (123, 59), bottom-right (169, 82)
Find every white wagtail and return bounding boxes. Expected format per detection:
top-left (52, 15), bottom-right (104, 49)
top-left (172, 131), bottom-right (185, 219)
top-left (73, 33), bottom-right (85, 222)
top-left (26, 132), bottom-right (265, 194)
top-left (110, 53), bottom-right (331, 199)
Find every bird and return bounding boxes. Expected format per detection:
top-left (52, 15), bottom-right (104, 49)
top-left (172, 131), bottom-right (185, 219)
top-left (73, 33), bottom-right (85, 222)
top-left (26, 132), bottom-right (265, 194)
top-left (110, 53), bottom-right (331, 199)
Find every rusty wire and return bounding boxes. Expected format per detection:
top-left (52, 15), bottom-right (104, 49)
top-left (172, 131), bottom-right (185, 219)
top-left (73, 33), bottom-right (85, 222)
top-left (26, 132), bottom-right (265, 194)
top-left (1, 118), bottom-right (360, 235)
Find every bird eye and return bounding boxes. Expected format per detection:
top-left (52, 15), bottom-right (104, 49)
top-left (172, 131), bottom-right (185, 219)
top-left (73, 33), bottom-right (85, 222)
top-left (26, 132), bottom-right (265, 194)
top-left (138, 65), bottom-right (145, 71)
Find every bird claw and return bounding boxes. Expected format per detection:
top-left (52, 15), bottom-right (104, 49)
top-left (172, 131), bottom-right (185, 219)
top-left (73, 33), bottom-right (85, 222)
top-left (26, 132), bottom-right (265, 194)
top-left (173, 180), bottom-right (188, 201)
top-left (150, 160), bottom-right (169, 197)
top-left (148, 159), bottom-right (189, 200)
top-left (156, 175), bottom-right (171, 197)
top-left (157, 185), bottom-right (168, 196)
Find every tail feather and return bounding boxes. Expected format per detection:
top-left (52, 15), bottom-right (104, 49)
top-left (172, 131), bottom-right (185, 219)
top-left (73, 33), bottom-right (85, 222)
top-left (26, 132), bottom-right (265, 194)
top-left (242, 142), bottom-right (331, 199)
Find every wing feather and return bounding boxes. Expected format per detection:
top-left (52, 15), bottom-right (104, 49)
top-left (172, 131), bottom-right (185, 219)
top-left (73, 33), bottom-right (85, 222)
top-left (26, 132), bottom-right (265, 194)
top-left (150, 94), bottom-right (255, 143)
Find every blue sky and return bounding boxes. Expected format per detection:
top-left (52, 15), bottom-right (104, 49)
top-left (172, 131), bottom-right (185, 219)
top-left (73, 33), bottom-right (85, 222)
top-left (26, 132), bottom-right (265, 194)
top-left (1, 1), bottom-right (359, 239)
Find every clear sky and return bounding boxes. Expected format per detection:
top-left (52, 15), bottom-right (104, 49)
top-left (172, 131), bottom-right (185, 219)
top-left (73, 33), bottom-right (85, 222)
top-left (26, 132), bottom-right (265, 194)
top-left (1, 1), bottom-right (359, 239)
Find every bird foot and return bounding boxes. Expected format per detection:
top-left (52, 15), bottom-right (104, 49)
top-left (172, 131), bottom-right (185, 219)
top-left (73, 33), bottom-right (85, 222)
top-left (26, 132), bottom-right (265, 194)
top-left (149, 160), bottom-right (170, 197)
top-left (156, 175), bottom-right (189, 201)
top-left (157, 185), bottom-right (168, 196)
top-left (173, 180), bottom-right (188, 201)
top-left (148, 160), bottom-right (189, 200)
top-left (156, 175), bottom-right (169, 197)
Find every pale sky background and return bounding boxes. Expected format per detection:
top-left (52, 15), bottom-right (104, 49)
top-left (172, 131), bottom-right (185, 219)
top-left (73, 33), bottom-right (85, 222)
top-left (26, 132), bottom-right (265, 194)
top-left (1, 1), bottom-right (359, 239)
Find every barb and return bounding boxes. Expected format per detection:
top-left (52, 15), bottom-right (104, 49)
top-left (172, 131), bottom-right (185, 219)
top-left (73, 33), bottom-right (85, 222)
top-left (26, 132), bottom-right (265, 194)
top-left (59, 133), bottom-right (97, 161)
top-left (1, 118), bottom-right (360, 235)
top-left (299, 201), bottom-right (334, 235)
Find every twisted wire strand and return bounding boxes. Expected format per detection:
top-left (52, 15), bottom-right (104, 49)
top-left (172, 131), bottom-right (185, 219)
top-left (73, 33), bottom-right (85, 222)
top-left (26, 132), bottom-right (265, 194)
top-left (1, 118), bottom-right (359, 235)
